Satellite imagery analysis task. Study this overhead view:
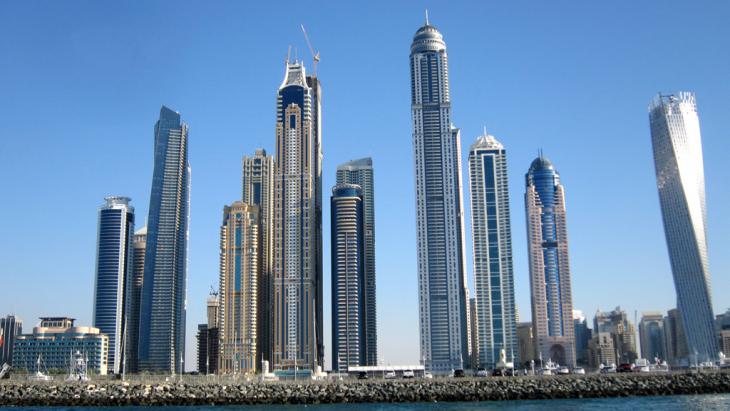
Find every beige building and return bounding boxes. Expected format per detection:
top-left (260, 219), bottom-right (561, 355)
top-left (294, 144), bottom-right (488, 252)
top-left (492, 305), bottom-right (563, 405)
top-left (516, 322), bottom-right (535, 368)
top-left (588, 332), bottom-right (617, 369)
top-left (720, 330), bottom-right (730, 357)
top-left (219, 202), bottom-right (260, 374)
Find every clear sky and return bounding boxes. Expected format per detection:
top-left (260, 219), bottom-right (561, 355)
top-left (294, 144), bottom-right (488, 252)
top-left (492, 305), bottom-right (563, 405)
top-left (1, 1), bottom-right (728, 370)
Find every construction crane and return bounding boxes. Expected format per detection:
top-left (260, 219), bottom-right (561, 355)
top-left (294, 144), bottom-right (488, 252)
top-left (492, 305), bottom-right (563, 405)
top-left (301, 24), bottom-right (320, 75)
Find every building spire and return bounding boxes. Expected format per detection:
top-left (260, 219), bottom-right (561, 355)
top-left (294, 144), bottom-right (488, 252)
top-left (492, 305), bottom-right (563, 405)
top-left (425, 9), bottom-right (429, 25)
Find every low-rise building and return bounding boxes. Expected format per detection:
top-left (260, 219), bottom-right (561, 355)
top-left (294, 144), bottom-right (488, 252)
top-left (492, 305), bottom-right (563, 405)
top-left (12, 317), bottom-right (108, 375)
top-left (588, 331), bottom-right (616, 369)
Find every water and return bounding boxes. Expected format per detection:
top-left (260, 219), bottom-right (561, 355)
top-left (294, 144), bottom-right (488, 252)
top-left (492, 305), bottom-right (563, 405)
top-left (3, 394), bottom-right (730, 411)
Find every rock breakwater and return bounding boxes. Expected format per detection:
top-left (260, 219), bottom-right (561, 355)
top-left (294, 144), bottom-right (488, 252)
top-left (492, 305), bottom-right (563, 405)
top-left (1, 373), bottom-right (729, 406)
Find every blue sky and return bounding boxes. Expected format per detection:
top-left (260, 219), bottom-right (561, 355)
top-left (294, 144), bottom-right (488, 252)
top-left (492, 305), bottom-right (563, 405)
top-left (0, 1), bottom-right (728, 369)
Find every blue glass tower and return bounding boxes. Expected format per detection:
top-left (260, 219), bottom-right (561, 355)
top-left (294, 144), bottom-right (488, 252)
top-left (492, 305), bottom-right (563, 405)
top-left (525, 156), bottom-right (575, 367)
top-left (93, 196), bottom-right (134, 374)
top-left (139, 106), bottom-right (190, 374)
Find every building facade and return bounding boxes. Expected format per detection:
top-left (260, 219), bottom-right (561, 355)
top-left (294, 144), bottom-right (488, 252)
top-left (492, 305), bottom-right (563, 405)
top-left (639, 312), bottom-right (666, 361)
top-left (1, 315), bottom-right (22, 366)
top-left (649, 92), bottom-right (717, 362)
top-left (272, 61), bottom-right (323, 371)
top-left (525, 156), bottom-right (576, 367)
top-left (336, 158), bottom-right (377, 366)
top-left (124, 226), bottom-right (146, 374)
top-left (93, 196), bottom-right (134, 374)
top-left (410, 16), bottom-right (470, 373)
top-left (242, 149), bottom-right (275, 364)
top-left (219, 202), bottom-right (260, 374)
top-left (573, 310), bottom-right (591, 366)
top-left (664, 308), bottom-right (689, 366)
top-left (330, 184), bottom-right (365, 371)
top-left (139, 106), bottom-right (190, 374)
top-left (516, 322), bottom-right (534, 368)
top-left (593, 307), bottom-right (638, 364)
top-left (468, 132), bottom-right (517, 369)
top-left (13, 317), bottom-right (108, 375)
top-left (469, 298), bottom-right (479, 369)
top-left (588, 332), bottom-right (616, 369)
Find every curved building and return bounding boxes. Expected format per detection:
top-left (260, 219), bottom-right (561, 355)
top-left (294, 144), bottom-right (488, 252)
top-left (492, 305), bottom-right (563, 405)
top-left (525, 156), bottom-right (575, 367)
top-left (410, 16), bottom-right (470, 372)
top-left (649, 92), bottom-right (717, 362)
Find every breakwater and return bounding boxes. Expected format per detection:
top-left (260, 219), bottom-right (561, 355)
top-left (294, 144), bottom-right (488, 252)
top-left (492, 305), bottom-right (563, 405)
top-left (1, 373), bottom-right (729, 406)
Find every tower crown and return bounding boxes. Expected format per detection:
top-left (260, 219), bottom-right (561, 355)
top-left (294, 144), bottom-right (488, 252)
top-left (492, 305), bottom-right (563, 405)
top-left (411, 19), bottom-right (446, 54)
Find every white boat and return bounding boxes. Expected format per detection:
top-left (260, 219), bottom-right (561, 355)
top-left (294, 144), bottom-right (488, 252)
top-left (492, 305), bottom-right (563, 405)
top-left (66, 351), bottom-right (90, 382)
top-left (28, 355), bottom-right (53, 382)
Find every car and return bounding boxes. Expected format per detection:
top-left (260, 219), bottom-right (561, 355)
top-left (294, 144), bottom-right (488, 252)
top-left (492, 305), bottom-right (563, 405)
top-left (572, 367), bottom-right (586, 375)
top-left (357, 371), bottom-right (369, 380)
top-left (617, 363), bottom-right (633, 373)
top-left (384, 371), bottom-right (397, 379)
top-left (402, 369), bottom-right (415, 379)
top-left (492, 368), bottom-right (505, 377)
top-left (453, 369), bottom-right (466, 378)
top-left (556, 366), bottom-right (570, 375)
top-left (423, 372), bottom-right (433, 379)
top-left (633, 365), bottom-right (650, 373)
top-left (600, 365), bottom-right (617, 374)
top-left (475, 367), bottom-right (489, 377)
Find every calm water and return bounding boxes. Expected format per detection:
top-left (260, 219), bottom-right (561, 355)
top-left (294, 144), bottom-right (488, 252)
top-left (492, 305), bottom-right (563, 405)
top-left (3, 394), bottom-right (730, 411)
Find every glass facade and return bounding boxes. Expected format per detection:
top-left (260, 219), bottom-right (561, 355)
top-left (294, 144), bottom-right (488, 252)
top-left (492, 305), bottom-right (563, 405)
top-left (139, 106), bottom-right (190, 374)
top-left (93, 196), bottom-right (134, 374)
top-left (468, 134), bottom-right (517, 369)
top-left (410, 18), bottom-right (470, 373)
top-left (336, 158), bottom-right (377, 366)
top-left (525, 156), bottom-right (576, 367)
top-left (649, 92), bottom-right (717, 362)
top-left (330, 184), bottom-right (365, 371)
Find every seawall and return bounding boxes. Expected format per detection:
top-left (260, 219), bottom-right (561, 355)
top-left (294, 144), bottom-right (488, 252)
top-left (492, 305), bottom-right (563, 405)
top-left (1, 373), bottom-right (729, 406)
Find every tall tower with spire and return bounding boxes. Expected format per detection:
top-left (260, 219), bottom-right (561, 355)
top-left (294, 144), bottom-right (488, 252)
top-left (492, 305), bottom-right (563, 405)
top-left (272, 58), bottom-right (323, 372)
top-left (409, 15), bottom-right (470, 373)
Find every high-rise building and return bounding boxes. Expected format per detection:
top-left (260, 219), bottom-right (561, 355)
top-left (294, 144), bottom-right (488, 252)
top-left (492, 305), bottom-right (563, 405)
top-left (272, 61), bottom-right (323, 372)
top-left (649, 92), bottom-right (717, 362)
top-left (196, 324), bottom-right (210, 374)
top-left (720, 330), bottom-right (730, 357)
top-left (573, 310), bottom-right (591, 366)
top-left (199, 290), bottom-right (220, 375)
top-left (93, 196), bottom-right (134, 374)
top-left (516, 322), bottom-right (534, 368)
top-left (469, 298), bottom-right (479, 369)
top-left (593, 307), bottom-right (638, 364)
top-left (336, 158), bottom-right (377, 366)
top-left (468, 132), bottom-right (517, 369)
top-left (139, 106), bottom-right (190, 374)
top-left (409, 15), bottom-right (469, 373)
top-left (124, 226), bottom-right (146, 374)
top-left (207, 290), bottom-right (220, 329)
top-left (588, 332), bottom-right (616, 369)
top-left (1, 315), bottom-right (22, 366)
top-left (639, 312), bottom-right (666, 361)
top-left (219, 202), bottom-right (260, 374)
top-left (664, 308), bottom-right (689, 366)
top-left (525, 155), bottom-right (576, 367)
top-left (13, 317), bottom-right (108, 375)
top-left (330, 184), bottom-right (365, 371)
top-left (242, 149), bottom-right (274, 364)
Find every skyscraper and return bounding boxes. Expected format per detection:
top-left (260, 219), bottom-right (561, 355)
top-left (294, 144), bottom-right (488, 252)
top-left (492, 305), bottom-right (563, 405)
top-left (92, 196), bottom-right (134, 374)
top-left (410, 15), bottom-right (470, 373)
top-left (242, 149), bottom-right (274, 365)
top-left (330, 183), bottom-right (365, 371)
top-left (336, 158), bottom-right (377, 365)
top-left (272, 61), bottom-right (323, 371)
top-left (664, 308), bottom-right (689, 366)
top-left (139, 106), bottom-right (190, 374)
top-left (124, 226), bottom-right (146, 374)
top-left (525, 155), bottom-right (576, 367)
top-left (219, 202), bottom-right (259, 374)
top-left (649, 92), bottom-right (718, 362)
top-left (573, 310), bottom-right (591, 366)
top-left (639, 312), bottom-right (666, 361)
top-left (468, 132), bottom-right (517, 369)
top-left (0, 315), bottom-right (22, 366)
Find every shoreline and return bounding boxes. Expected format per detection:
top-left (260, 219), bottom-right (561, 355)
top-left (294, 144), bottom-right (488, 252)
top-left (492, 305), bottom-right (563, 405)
top-left (1, 372), bottom-right (729, 406)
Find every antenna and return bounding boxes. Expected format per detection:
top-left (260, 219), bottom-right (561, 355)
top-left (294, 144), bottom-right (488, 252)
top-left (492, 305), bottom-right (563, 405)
top-left (425, 9), bottom-right (430, 25)
top-left (301, 24), bottom-right (321, 75)
top-left (483, 126), bottom-right (487, 136)
top-left (286, 45), bottom-right (292, 64)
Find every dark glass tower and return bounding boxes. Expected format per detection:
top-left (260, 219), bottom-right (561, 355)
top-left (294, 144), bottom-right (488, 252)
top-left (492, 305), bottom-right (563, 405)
top-left (139, 106), bottom-right (190, 374)
top-left (336, 158), bottom-right (377, 366)
top-left (330, 183), bottom-right (365, 371)
top-left (124, 226), bottom-right (146, 373)
top-left (93, 196), bottom-right (134, 374)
